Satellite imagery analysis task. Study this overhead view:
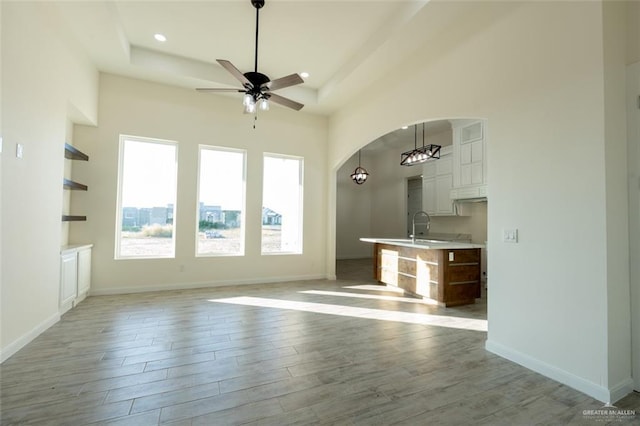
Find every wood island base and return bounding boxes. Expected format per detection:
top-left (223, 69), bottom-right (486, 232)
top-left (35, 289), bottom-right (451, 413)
top-left (373, 243), bottom-right (481, 307)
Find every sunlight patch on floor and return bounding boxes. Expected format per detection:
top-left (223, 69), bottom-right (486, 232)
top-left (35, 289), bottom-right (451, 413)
top-left (299, 289), bottom-right (440, 305)
top-left (208, 296), bottom-right (487, 332)
top-left (342, 284), bottom-right (405, 294)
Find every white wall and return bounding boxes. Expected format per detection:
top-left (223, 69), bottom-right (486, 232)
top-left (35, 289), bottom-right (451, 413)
top-left (0, 1), bottom-right (4, 357)
top-left (602, 0), bottom-right (632, 396)
top-left (625, 0), bottom-right (640, 395)
top-left (71, 74), bottom-right (328, 294)
top-left (327, 1), bottom-right (631, 402)
top-left (1, 3), bottom-right (98, 361)
top-left (336, 152), bottom-right (372, 259)
top-left (627, 1), bottom-right (640, 65)
top-left (628, 61), bottom-right (640, 392)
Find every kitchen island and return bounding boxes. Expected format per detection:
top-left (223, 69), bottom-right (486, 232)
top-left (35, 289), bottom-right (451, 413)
top-left (360, 238), bottom-right (484, 307)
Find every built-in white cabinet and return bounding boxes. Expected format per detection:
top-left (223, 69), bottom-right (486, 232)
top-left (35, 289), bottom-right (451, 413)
top-left (60, 252), bottom-right (78, 314)
top-left (451, 120), bottom-right (488, 200)
top-left (60, 244), bottom-right (92, 314)
top-left (77, 247), bottom-right (91, 300)
top-left (423, 147), bottom-right (456, 215)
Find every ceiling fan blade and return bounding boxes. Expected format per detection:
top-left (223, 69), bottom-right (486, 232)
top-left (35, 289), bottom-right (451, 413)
top-left (264, 73), bottom-right (304, 91)
top-left (196, 88), bottom-right (244, 92)
top-left (268, 93), bottom-right (304, 111)
top-left (217, 59), bottom-right (252, 88)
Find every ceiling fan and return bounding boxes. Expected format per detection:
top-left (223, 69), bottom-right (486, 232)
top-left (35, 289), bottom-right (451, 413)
top-left (197, 0), bottom-right (305, 113)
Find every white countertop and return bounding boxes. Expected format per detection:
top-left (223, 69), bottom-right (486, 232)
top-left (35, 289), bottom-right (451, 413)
top-left (360, 238), bottom-right (484, 250)
top-left (61, 243), bottom-right (93, 255)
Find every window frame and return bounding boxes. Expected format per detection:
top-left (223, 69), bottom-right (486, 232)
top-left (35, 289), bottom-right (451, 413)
top-left (195, 144), bottom-right (247, 257)
top-left (114, 134), bottom-right (179, 260)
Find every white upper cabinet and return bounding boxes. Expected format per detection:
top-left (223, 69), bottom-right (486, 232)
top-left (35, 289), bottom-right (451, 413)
top-left (451, 120), bottom-right (488, 200)
top-left (422, 147), bottom-right (456, 216)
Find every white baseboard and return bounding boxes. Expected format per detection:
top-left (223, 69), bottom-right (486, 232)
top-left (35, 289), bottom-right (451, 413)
top-left (609, 378), bottom-right (636, 403)
top-left (90, 274), bottom-right (329, 296)
top-left (485, 339), bottom-right (634, 403)
top-left (1, 312), bottom-right (60, 363)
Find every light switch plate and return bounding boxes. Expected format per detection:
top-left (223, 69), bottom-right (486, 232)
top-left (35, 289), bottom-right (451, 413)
top-left (503, 229), bottom-right (518, 243)
top-left (16, 143), bottom-right (24, 159)
top-left (449, 252), bottom-right (454, 261)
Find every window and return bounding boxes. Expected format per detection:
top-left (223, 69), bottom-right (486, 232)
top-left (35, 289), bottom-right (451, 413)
top-left (115, 135), bottom-right (178, 259)
top-left (197, 146), bottom-right (246, 256)
top-left (262, 153), bottom-right (303, 254)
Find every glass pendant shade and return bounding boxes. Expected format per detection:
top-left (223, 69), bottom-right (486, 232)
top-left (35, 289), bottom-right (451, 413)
top-left (258, 98), bottom-right (270, 111)
top-left (243, 101), bottom-right (256, 114)
top-left (351, 166), bottom-right (369, 184)
top-left (243, 91), bottom-right (257, 114)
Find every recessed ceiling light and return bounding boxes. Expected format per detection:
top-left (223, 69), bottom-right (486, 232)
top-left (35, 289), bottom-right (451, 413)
top-left (300, 72), bottom-right (310, 79)
top-left (401, 126), bottom-right (408, 129)
top-left (154, 33), bottom-right (167, 42)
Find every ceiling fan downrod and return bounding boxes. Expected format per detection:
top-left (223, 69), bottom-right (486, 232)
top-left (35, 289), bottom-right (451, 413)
top-left (252, 0), bottom-right (264, 73)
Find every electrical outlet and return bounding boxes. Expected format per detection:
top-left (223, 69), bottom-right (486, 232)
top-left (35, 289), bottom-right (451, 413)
top-left (503, 229), bottom-right (518, 243)
top-left (448, 252), bottom-right (454, 261)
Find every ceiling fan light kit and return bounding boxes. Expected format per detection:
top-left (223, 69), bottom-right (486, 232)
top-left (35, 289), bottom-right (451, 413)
top-left (196, 0), bottom-right (304, 121)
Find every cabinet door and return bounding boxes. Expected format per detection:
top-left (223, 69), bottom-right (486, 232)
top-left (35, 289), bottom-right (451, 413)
top-left (454, 121), bottom-right (486, 189)
top-left (423, 161), bottom-right (437, 178)
top-left (77, 248), bottom-right (91, 295)
top-left (460, 143), bottom-right (472, 165)
top-left (436, 174), bottom-right (454, 214)
top-left (460, 164), bottom-right (472, 186)
top-left (470, 140), bottom-right (483, 162)
top-left (436, 156), bottom-right (453, 175)
top-left (60, 253), bottom-right (78, 307)
top-left (422, 177), bottom-right (437, 215)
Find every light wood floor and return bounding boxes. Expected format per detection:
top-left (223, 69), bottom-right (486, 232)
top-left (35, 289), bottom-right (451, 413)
top-left (1, 258), bottom-right (638, 425)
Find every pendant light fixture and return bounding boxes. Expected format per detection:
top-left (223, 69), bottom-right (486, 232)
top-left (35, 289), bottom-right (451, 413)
top-left (400, 122), bottom-right (441, 166)
top-left (351, 150), bottom-right (369, 185)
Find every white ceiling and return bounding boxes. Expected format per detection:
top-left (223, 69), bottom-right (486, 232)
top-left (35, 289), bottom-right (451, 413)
top-left (51, 0), bottom-right (432, 115)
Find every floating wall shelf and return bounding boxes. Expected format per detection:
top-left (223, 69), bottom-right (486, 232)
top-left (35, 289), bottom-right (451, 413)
top-left (64, 143), bottom-right (89, 161)
top-left (63, 178), bottom-right (88, 191)
top-left (62, 215), bottom-right (87, 222)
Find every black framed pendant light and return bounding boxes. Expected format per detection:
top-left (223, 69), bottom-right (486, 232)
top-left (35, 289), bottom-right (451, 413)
top-left (400, 123), bottom-right (441, 166)
top-left (351, 150), bottom-right (369, 185)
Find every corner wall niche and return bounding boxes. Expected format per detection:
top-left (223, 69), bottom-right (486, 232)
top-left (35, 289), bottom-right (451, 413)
top-left (62, 143), bottom-right (88, 222)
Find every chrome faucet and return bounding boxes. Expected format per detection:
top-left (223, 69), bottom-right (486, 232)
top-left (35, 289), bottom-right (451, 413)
top-left (411, 210), bottom-right (431, 243)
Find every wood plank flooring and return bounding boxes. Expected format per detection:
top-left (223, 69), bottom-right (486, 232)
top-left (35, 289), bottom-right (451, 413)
top-left (1, 258), bottom-right (638, 425)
